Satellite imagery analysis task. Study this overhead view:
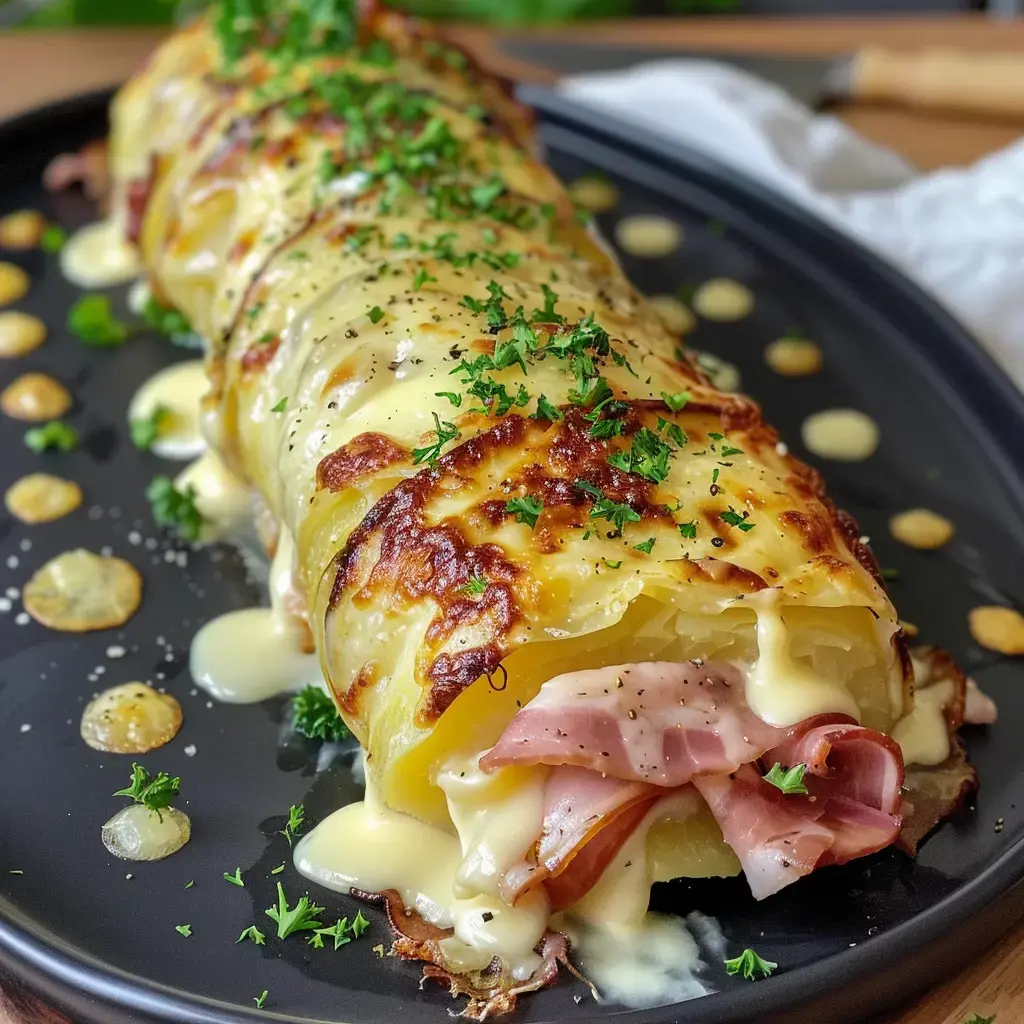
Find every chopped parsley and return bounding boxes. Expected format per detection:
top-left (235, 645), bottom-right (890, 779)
top-left (254, 990), bottom-right (268, 1010)
top-left (657, 416), bottom-right (688, 448)
top-left (311, 918), bottom-right (351, 950)
top-left (633, 538), bottom-right (656, 554)
top-left (237, 925), bottom-right (267, 946)
top-left (602, 558), bottom-right (622, 569)
top-left (291, 685), bottom-right (350, 743)
top-left (435, 391), bottom-right (462, 407)
top-left (367, 305), bottom-right (385, 324)
top-left (532, 283), bottom-right (564, 325)
top-left (130, 405), bottom-right (170, 452)
top-left (964, 1015), bottom-right (996, 1024)
top-left (412, 267), bottom-right (436, 291)
top-left (677, 520), bottom-right (698, 540)
top-left (531, 394), bottom-right (562, 422)
top-left (607, 427), bottom-right (673, 484)
top-left (265, 881), bottom-right (325, 940)
top-left (460, 573), bottom-right (488, 596)
top-left (271, 863), bottom-right (286, 875)
top-left (505, 495), bottom-right (543, 530)
top-left (412, 412), bottom-right (460, 466)
top-left (880, 567), bottom-right (900, 581)
top-left (575, 479), bottom-right (641, 534)
top-left (724, 948), bottom-right (777, 980)
top-left (720, 507), bottom-right (755, 532)
top-left (68, 294), bottom-right (130, 347)
top-left (224, 868), bottom-right (245, 887)
top-left (24, 420), bottom-right (78, 453)
top-left (142, 296), bottom-right (191, 339)
top-left (113, 763), bottom-right (180, 816)
top-left (184, 880), bottom-right (194, 889)
top-left (174, 924), bottom-right (192, 938)
top-left (351, 910), bottom-right (371, 938)
top-left (708, 431), bottom-right (743, 458)
top-left (661, 390), bottom-right (691, 412)
top-left (278, 804), bottom-right (306, 848)
top-left (271, 397), bottom-right (288, 413)
top-left (40, 224), bottom-right (67, 252)
top-left (762, 762), bottom-right (809, 795)
top-left (146, 476), bottom-right (205, 541)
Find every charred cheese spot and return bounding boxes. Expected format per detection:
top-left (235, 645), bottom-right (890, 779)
top-left (317, 432), bottom-right (409, 492)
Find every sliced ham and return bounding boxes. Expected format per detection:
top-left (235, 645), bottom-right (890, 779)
top-left (480, 661), bottom-right (786, 786)
top-left (693, 714), bottom-right (904, 899)
top-left (500, 766), bottom-right (659, 909)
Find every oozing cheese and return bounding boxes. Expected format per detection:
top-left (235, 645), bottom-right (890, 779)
top-left (61, 217), bottom-right (140, 288)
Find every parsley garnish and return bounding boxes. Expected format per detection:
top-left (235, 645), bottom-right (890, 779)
top-left (531, 394), bottom-right (562, 422)
top-left (351, 910), bottom-right (371, 938)
top-left (661, 390), bottom-right (691, 412)
top-left (708, 431), bottom-right (743, 457)
top-left (224, 868), bottom-right (245, 887)
top-left (279, 804), bottom-right (306, 847)
top-left (68, 294), bottom-right (130, 347)
top-left (130, 405), bottom-right (169, 452)
top-left (762, 762), bottom-right (809, 795)
top-left (603, 559), bottom-right (623, 569)
top-left (271, 863), bottom-right (286, 874)
top-left (575, 480), bottom-right (641, 534)
top-left (964, 1015), bottom-right (996, 1024)
top-left (142, 296), bottom-right (191, 339)
top-left (40, 224), bottom-right (67, 252)
top-left (113, 763), bottom-right (180, 817)
top-left (254, 990), bottom-right (268, 1010)
top-left (677, 520), bottom-right (698, 540)
top-left (657, 416), bottom-right (688, 448)
top-left (24, 420), bottom-right (78, 453)
top-left (532, 284), bottom-right (564, 325)
top-left (185, 880), bottom-right (194, 889)
top-left (435, 391), bottom-right (462, 407)
top-left (146, 476), bottom-right (205, 541)
top-left (311, 919), bottom-right (351, 950)
top-left (505, 495), bottom-right (544, 529)
top-left (367, 305), bottom-right (385, 324)
top-left (607, 427), bottom-right (673, 484)
top-left (265, 882), bottom-right (325, 939)
top-left (412, 267), bottom-right (436, 291)
top-left (291, 685), bottom-right (350, 742)
top-left (720, 507), bottom-right (756, 532)
top-left (460, 573), bottom-right (487, 596)
top-left (237, 925), bottom-right (266, 945)
top-left (634, 538), bottom-right (656, 554)
top-left (880, 567), bottom-right (900, 581)
top-left (412, 412), bottom-right (460, 466)
top-left (724, 948), bottom-right (777, 980)
top-left (271, 397), bottom-right (287, 413)
top-left (175, 924), bottom-right (192, 938)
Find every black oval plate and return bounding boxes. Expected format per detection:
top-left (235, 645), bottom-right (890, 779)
top-left (1, 87), bottom-right (1023, 1024)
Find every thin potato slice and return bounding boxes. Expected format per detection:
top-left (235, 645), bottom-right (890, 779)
top-left (0, 210), bottom-right (46, 250)
top-left (102, 804), bottom-right (191, 861)
top-left (81, 682), bottom-right (183, 753)
top-left (0, 312), bottom-right (46, 358)
top-left (5, 473), bottom-right (82, 523)
top-left (1, 373), bottom-right (73, 421)
top-left (568, 176), bottom-right (619, 214)
top-left (648, 295), bottom-right (695, 336)
top-left (969, 605), bottom-right (1024, 656)
top-left (0, 262), bottom-right (30, 307)
top-left (765, 337), bottom-right (823, 377)
top-left (614, 215), bottom-right (682, 259)
top-left (692, 278), bottom-right (754, 322)
top-left (889, 508), bottom-right (955, 551)
top-left (23, 549), bottom-right (143, 632)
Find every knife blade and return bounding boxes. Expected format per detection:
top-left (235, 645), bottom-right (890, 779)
top-left (498, 38), bottom-right (1024, 119)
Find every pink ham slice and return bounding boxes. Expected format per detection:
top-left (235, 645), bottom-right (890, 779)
top-left (500, 766), bottom-right (660, 909)
top-left (480, 661), bottom-right (786, 786)
top-left (693, 717), bottom-right (905, 899)
top-left (485, 661), bottom-right (906, 906)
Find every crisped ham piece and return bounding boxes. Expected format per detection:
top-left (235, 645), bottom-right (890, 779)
top-left (480, 661), bottom-right (786, 785)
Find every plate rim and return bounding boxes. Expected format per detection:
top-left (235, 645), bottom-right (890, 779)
top-left (1, 87), bottom-right (1023, 1024)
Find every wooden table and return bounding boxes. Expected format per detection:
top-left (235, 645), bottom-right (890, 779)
top-left (1, 13), bottom-right (1023, 1024)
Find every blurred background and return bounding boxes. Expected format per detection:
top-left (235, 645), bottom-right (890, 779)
top-left (1, 0), bottom-right (1016, 28)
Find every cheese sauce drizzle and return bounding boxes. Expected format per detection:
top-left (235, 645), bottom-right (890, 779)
top-left (61, 217), bottom-right (140, 289)
top-left (128, 360), bottom-right (208, 460)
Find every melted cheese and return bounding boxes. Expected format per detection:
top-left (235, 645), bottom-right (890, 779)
top-left (295, 771), bottom-right (549, 980)
top-left (61, 218), bottom-right (140, 288)
top-left (128, 360), bottom-right (208, 460)
top-left (745, 591), bottom-right (860, 727)
top-left (189, 528), bottom-right (319, 702)
top-left (893, 678), bottom-right (954, 767)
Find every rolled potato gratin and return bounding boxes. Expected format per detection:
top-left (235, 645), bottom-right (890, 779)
top-left (100, 0), bottom-right (980, 1014)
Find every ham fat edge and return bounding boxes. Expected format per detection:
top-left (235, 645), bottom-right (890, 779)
top-left (102, 0), bottom-right (979, 1012)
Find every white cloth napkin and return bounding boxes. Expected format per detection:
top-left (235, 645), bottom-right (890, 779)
top-left (562, 61), bottom-right (1024, 390)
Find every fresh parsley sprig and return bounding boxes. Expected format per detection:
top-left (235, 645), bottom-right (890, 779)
top-left (762, 762), bottom-right (809, 796)
top-left (265, 882), bottom-right (325, 939)
top-left (724, 948), bottom-right (777, 981)
top-left (146, 476), bottom-right (205, 541)
top-left (279, 804), bottom-right (306, 847)
top-left (113, 763), bottom-right (180, 816)
top-left (291, 686), bottom-right (351, 743)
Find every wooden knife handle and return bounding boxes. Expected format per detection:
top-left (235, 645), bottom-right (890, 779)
top-left (851, 47), bottom-right (1024, 120)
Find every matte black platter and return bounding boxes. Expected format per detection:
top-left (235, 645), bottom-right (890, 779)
top-left (0, 86), bottom-right (1022, 1024)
